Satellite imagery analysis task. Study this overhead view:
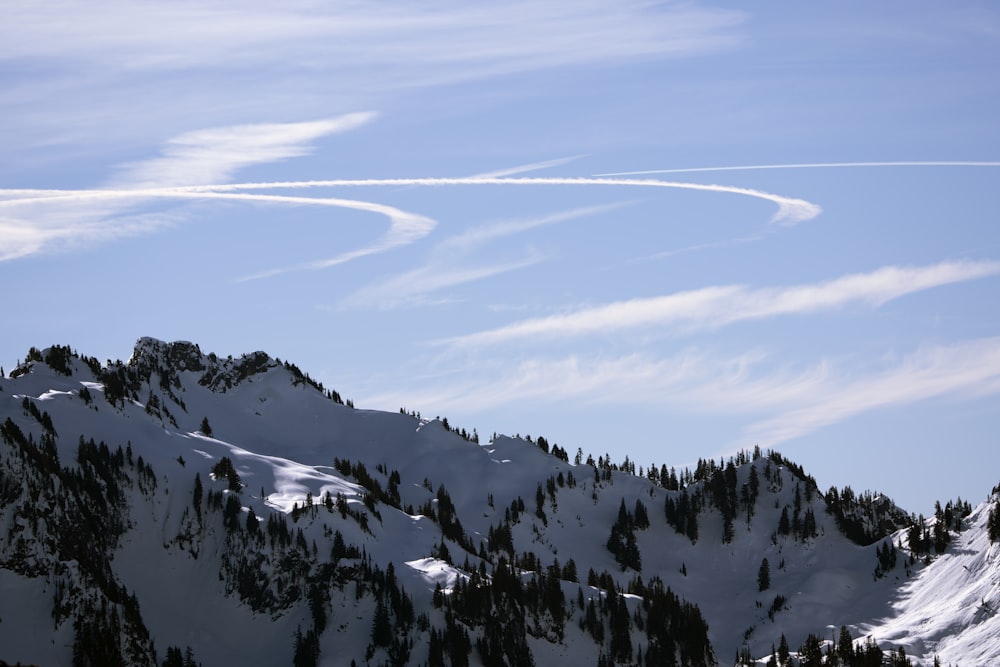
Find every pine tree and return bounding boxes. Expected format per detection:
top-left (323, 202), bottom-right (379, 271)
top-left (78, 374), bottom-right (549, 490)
top-left (778, 506), bottom-right (791, 536)
top-left (802, 507), bottom-right (817, 540)
top-left (535, 483), bottom-right (546, 522)
top-left (633, 499), bottom-right (650, 530)
top-left (748, 464), bottom-right (760, 505)
top-left (609, 593), bottom-right (632, 664)
top-left (246, 508), bottom-right (259, 533)
top-left (371, 596), bottom-right (392, 647)
top-left (989, 498), bottom-right (1000, 543)
top-left (908, 517), bottom-right (925, 554)
top-left (163, 646), bottom-right (184, 667)
top-left (192, 473), bottom-right (203, 522)
top-left (800, 634), bottom-right (823, 667)
top-left (838, 625), bottom-right (855, 665)
top-left (758, 558), bottom-right (770, 592)
top-left (292, 626), bottom-right (320, 667)
top-left (778, 633), bottom-right (790, 666)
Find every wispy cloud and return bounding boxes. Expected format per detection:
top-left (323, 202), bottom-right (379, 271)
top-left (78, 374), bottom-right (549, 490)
top-left (0, 186), bottom-right (188, 261)
top-left (3, 2), bottom-right (745, 71)
top-left (626, 232), bottom-right (766, 264)
top-left (438, 203), bottom-right (628, 254)
top-left (111, 113), bottom-right (375, 188)
top-left (436, 260), bottom-right (1000, 347)
top-left (340, 203), bottom-right (624, 308)
top-left (2, 1), bottom-right (746, 157)
top-left (470, 156), bottom-right (585, 179)
top-left (745, 337), bottom-right (1000, 445)
top-left (343, 256), bottom-right (547, 310)
top-left (361, 338), bottom-right (1000, 448)
top-left (0, 187), bottom-right (435, 267)
top-left (0, 114), bottom-right (411, 263)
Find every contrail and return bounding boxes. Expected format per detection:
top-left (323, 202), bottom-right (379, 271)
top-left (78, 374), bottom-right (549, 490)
top-left (594, 161), bottom-right (1000, 177)
top-left (0, 175), bottom-right (821, 270)
top-left (188, 176), bottom-right (822, 226)
top-left (0, 187), bottom-right (436, 271)
top-left (469, 155), bottom-right (585, 179)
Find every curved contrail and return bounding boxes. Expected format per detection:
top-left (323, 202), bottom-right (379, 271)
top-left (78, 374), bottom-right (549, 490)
top-left (594, 161), bottom-right (1000, 177)
top-left (0, 187), bottom-right (436, 272)
top-left (189, 175), bottom-right (821, 226)
top-left (0, 175), bottom-right (820, 271)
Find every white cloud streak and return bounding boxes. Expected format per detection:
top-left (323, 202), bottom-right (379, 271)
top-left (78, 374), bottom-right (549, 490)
top-left (340, 203), bottom-right (624, 308)
top-left (437, 202), bottom-right (629, 254)
top-left (3, 2), bottom-right (744, 75)
top-left (111, 113), bottom-right (375, 188)
top-left (595, 161), bottom-right (1000, 177)
top-left (1, 1), bottom-right (746, 156)
top-left (626, 232), bottom-right (765, 264)
top-left (744, 337), bottom-right (1000, 445)
top-left (361, 338), bottom-right (1000, 448)
top-left (0, 114), bottom-right (425, 264)
top-left (194, 175), bottom-right (822, 226)
top-left (0, 187), bottom-right (435, 267)
top-left (0, 174), bottom-right (818, 269)
top-left (470, 156), bottom-right (585, 179)
top-left (436, 260), bottom-right (1000, 347)
top-left (343, 256), bottom-right (548, 310)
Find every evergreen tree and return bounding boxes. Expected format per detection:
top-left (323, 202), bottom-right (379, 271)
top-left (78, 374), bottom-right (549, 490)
top-left (758, 558), bottom-right (770, 592)
top-left (687, 502), bottom-right (699, 542)
top-left (292, 626), bottom-right (320, 667)
top-left (778, 633), bottom-right (790, 666)
top-left (162, 646), bottom-right (200, 667)
top-left (633, 499), bottom-right (650, 530)
top-left (371, 596), bottom-right (392, 647)
top-left (837, 625), bottom-right (855, 665)
top-left (308, 584), bottom-right (327, 634)
top-left (989, 498), bottom-right (1000, 543)
top-left (748, 464), bottom-right (760, 506)
top-left (163, 646), bottom-right (184, 667)
top-left (908, 517), bottom-right (925, 554)
top-left (607, 499), bottom-right (641, 571)
top-left (800, 506), bottom-right (817, 540)
top-left (800, 634), bottom-right (823, 667)
top-left (609, 593), bottom-right (632, 664)
top-left (778, 507), bottom-right (791, 536)
top-left (246, 507), bottom-right (259, 533)
top-left (192, 473), bottom-right (203, 522)
top-left (535, 483), bottom-right (546, 522)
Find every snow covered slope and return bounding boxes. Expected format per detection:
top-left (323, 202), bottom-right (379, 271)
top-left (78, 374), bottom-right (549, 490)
top-left (859, 498), bottom-right (1000, 666)
top-left (0, 338), bottom-right (997, 667)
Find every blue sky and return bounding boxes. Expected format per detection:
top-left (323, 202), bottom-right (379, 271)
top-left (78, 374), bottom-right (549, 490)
top-left (2, 1), bottom-right (999, 514)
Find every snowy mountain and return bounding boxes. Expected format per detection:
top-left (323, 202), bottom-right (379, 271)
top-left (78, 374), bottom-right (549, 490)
top-left (1, 338), bottom-right (998, 667)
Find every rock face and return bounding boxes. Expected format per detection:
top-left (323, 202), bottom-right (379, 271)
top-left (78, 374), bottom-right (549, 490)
top-left (0, 338), bottom-right (997, 667)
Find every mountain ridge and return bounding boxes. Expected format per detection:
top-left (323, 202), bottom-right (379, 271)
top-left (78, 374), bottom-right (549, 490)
top-left (1, 337), bottom-right (997, 666)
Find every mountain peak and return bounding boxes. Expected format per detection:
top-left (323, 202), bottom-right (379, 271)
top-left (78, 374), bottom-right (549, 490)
top-left (130, 336), bottom-right (207, 372)
top-left (126, 336), bottom-right (293, 395)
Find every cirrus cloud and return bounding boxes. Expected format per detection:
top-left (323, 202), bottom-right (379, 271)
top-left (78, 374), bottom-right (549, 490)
top-left (359, 337), bottom-right (1000, 449)
top-left (436, 259), bottom-right (1000, 347)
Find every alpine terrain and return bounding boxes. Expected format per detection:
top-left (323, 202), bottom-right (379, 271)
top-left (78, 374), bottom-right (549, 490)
top-left (1, 338), bottom-right (998, 667)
